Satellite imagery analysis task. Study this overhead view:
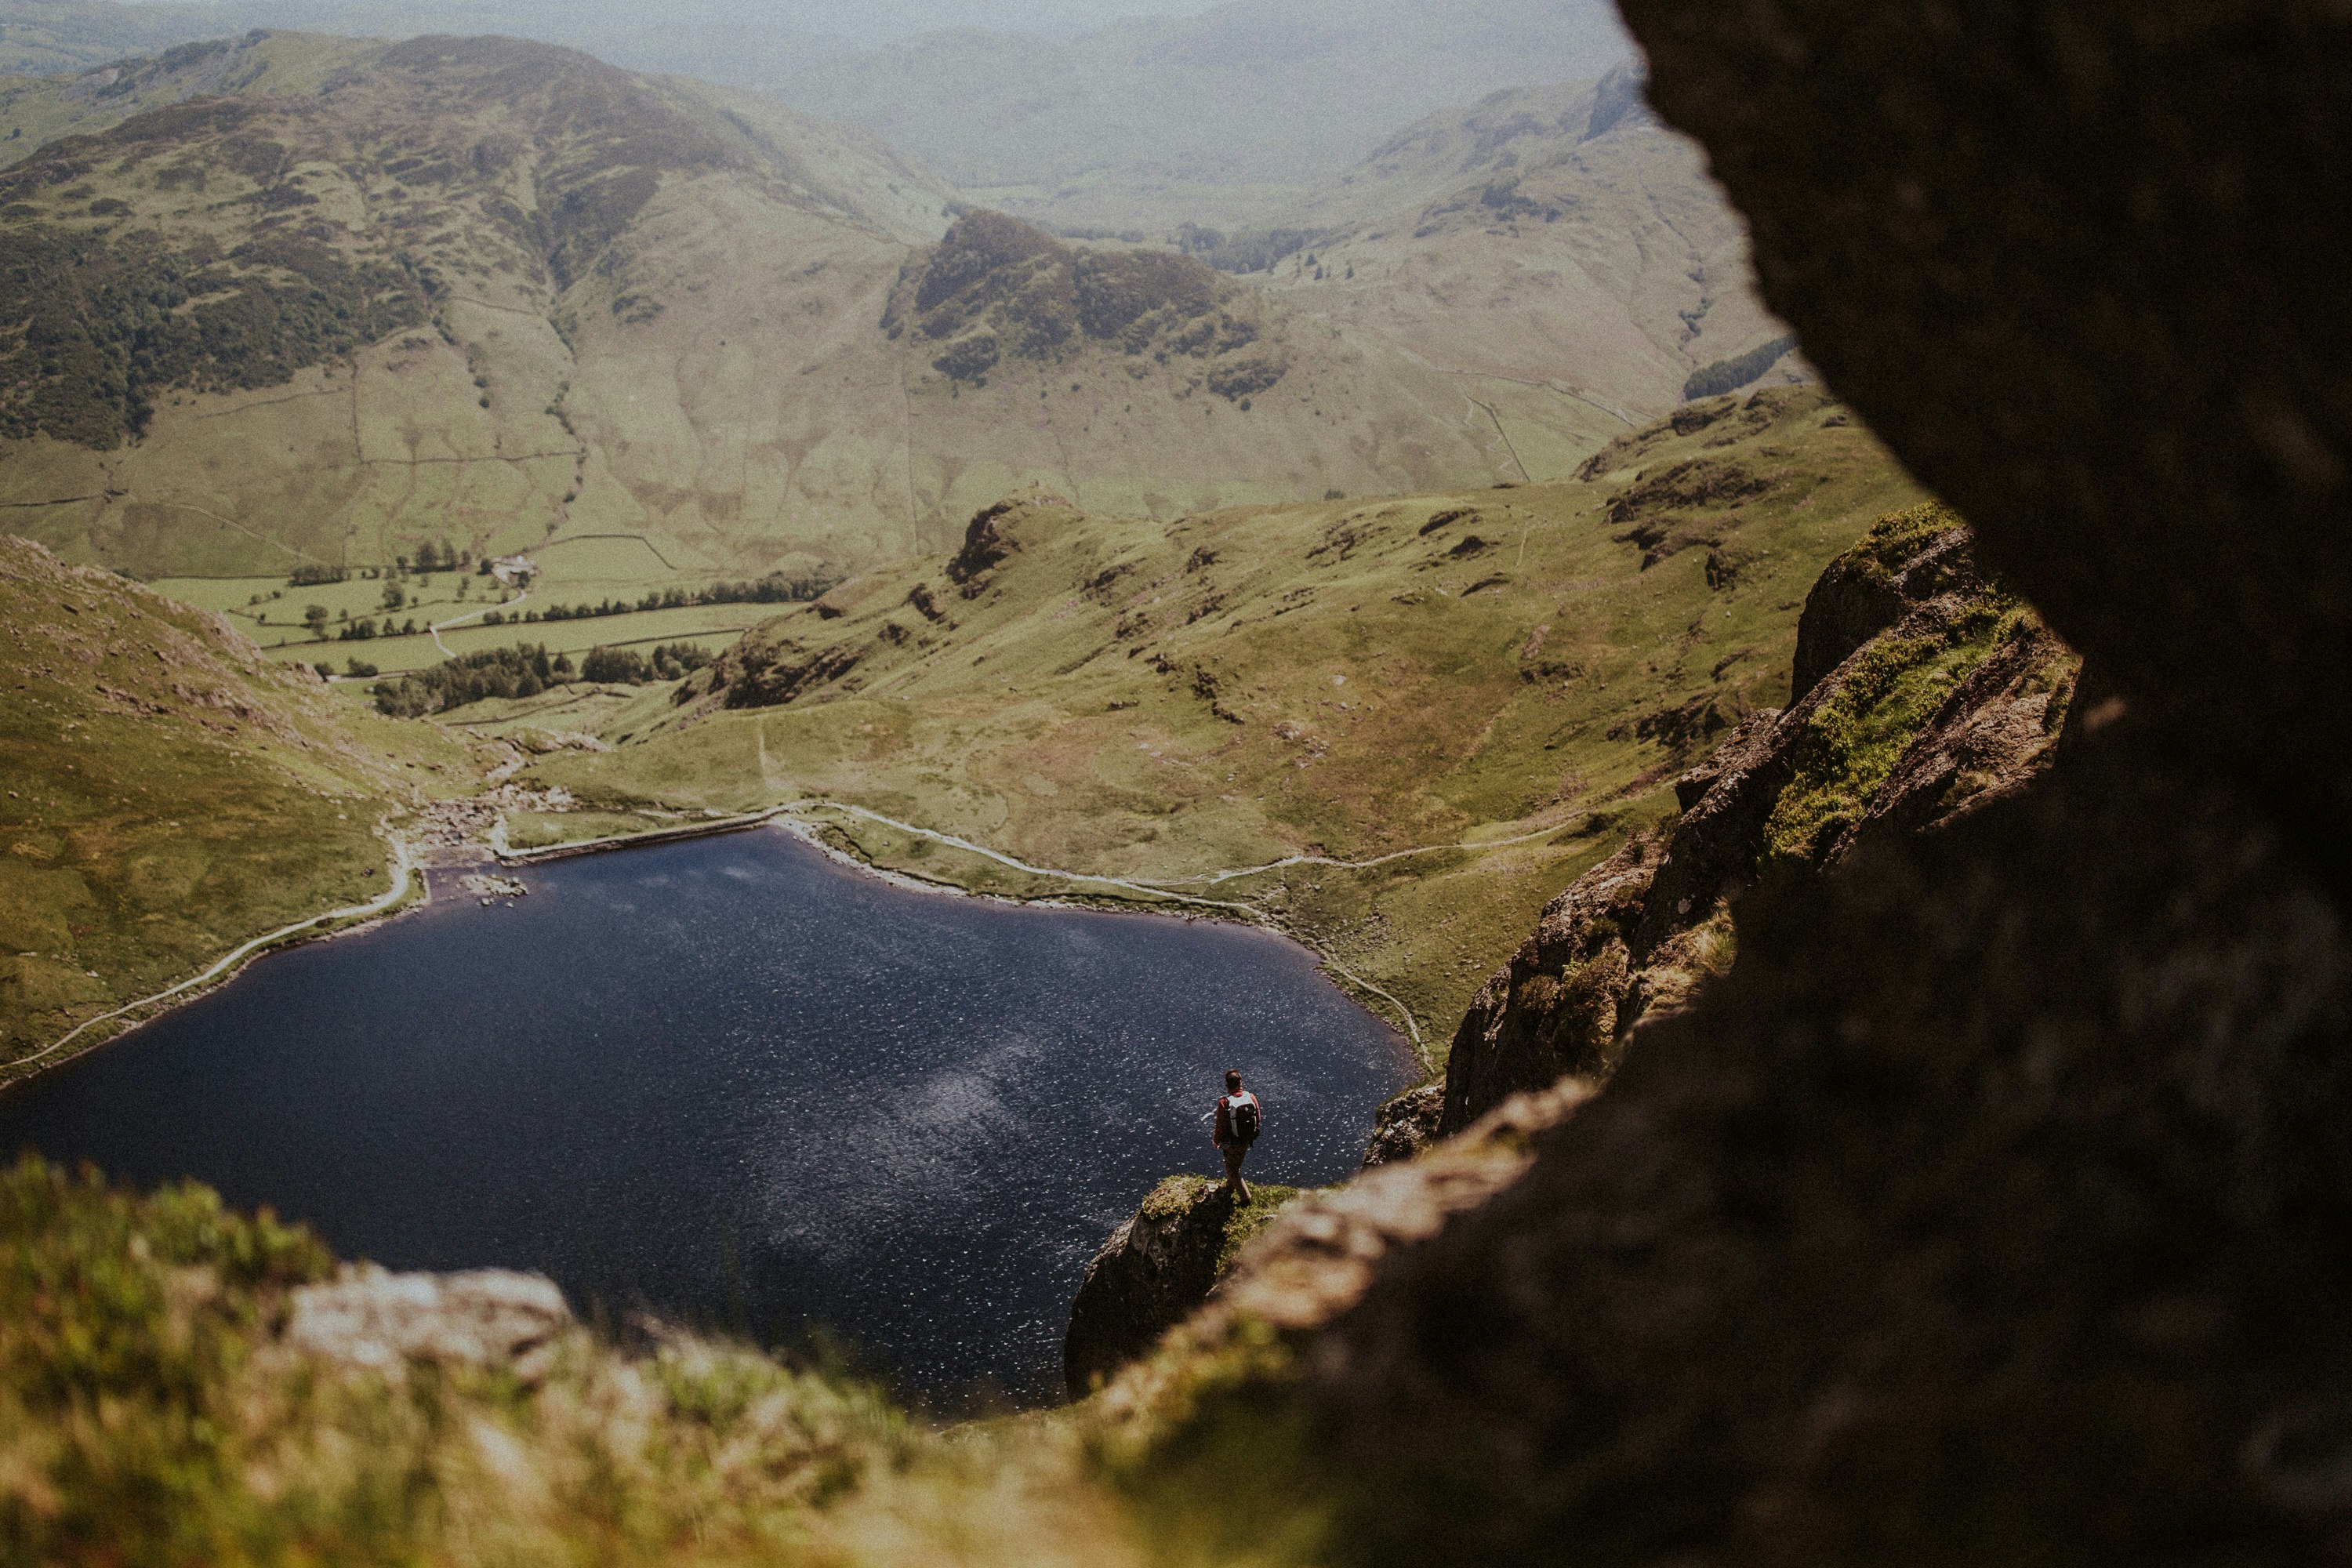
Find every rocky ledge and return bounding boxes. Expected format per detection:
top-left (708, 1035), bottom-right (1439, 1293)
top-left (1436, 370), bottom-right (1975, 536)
top-left (1065, 1174), bottom-right (1301, 1397)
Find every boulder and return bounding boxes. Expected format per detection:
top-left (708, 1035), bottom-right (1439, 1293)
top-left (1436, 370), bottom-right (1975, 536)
top-left (1360, 1083), bottom-right (1445, 1167)
top-left (285, 1264), bottom-right (572, 1381)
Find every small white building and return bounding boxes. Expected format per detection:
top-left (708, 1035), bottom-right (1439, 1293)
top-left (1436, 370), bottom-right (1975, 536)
top-left (489, 554), bottom-right (539, 589)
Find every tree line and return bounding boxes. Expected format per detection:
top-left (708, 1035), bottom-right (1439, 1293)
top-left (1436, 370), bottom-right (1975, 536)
top-left (503, 572), bottom-right (840, 626)
top-left (1682, 335), bottom-right (1798, 402)
top-left (369, 641), bottom-right (716, 717)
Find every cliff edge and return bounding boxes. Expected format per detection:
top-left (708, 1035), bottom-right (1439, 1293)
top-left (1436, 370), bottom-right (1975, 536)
top-left (1065, 1174), bottom-right (1301, 1398)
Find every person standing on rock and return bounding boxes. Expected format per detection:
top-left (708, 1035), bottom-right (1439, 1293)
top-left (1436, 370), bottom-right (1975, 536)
top-left (1214, 1069), bottom-right (1262, 1203)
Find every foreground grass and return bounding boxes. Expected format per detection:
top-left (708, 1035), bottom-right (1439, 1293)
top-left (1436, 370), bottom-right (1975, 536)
top-left (0, 1156), bottom-right (1166, 1568)
top-left (524, 388), bottom-right (1924, 1053)
top-left (0, 539), bottom-right (480, 1072)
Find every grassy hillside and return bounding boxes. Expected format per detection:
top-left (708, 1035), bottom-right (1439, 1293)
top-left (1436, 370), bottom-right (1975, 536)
top-left (0, 1154), bottom-right (1158, 1568)
top-left (1230, 72), bottom-right (1798, 444)
top-left (0, 534), bottom-right (475, 1073)
top-left (0, 31), bottom-right (971, 583)
top-left (514, 387), bottom-right (1922, 1052)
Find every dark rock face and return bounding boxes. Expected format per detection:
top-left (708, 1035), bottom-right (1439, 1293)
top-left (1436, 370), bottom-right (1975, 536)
top-left (1065, 1175), bottom-right (1296, 1398)
top-left (882, 211), bottom-right (1285, 398)
top-left (1299, 733), bottom-right (2352, 1564)
top-left (677, 630), bottom-right (864, 711)
top-left (1616, 0), bottom-right (2352, 860)
top-left (1788, 515), bottom-right (1976, 702)
top-left (1440, 510), bottom-right (2076, 1134)
top-left (946, 498), bottom-right (1022, 590)
top-left (1360, 1083), bottom-right (1445, 1168)
top-left (1439, 837), bottom-right (1655, 1135)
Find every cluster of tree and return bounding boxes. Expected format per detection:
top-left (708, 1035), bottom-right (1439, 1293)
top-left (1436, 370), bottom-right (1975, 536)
top-left (370, 644), bottom-right (575, 717)
top-left (517, 573), bottom-right (838, 624)
top-left (397, 540), bottom-right (469, 574)
top-left (0, 222), bottom-right (427, 448)
top-left (368, 639), bottom-right (719, 717)
top-left (299, 604), bottom-right (422, 641)
top-left (1682, 335), bottom-right (1798, 402)
top-left (287, 564), bottom-right (347, 586)
top-left (1174, 223), bottom-right (1320, 275)
top-left (580, 643), bottom-right (714, 684)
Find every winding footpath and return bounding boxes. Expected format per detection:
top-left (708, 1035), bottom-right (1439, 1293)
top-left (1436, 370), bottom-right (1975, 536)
top-left (508, 797), bottom-right (1583, 1056)
top-left (21, 790), bottom-right (1568, 1080)
top-left (12, 836), bottom-right (423, 1076)
top-left (428, 590), bottom-right (532, 658)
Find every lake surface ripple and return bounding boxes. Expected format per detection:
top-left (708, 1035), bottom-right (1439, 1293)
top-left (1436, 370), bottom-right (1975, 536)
top-left (0, 829), bottom-right (1411, 1403)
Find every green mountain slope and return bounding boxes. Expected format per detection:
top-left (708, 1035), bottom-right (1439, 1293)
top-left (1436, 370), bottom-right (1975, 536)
top-left (0, 31), bottom-right (1650, 583)
top-left (964, 70), bottom-right (1798, 478)
top-left (0, 533), bottom-right (474, 1070)
top-left (1230, 73), bottom-right (1800, 450)
top-left (513, 387), bottom-right (1922, 1046)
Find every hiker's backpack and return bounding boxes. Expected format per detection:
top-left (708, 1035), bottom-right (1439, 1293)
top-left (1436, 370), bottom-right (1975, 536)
top-left (1229, 1093), bottom-right (1261, 1145)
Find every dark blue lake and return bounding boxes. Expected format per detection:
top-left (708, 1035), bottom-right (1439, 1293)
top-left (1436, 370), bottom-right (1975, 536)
top-left (0, 828), bottom-right (1410, 1404)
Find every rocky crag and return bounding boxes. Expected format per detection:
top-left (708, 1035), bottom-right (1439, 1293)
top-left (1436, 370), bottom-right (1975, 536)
top-left (1094, 7), bottom-right (2352, 1564)
top-left (1428, 502), bottom-right (2078, 1142)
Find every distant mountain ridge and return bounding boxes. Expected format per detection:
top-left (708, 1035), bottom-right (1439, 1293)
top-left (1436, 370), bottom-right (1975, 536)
top-left (771, 0), bottom-right (1635, 217)
top-left (1141, 72), bottom-right (1802, 463)
top-left (0, 0), bottom-right (851, 85)
top-left (0, 30), bottom-right (1635, 583)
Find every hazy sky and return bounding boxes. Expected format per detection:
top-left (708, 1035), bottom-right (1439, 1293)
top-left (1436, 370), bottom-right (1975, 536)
top-left (791, 0), bottom-right (1241, 39)
top-left (147, 0), bottom-right (1253, 44)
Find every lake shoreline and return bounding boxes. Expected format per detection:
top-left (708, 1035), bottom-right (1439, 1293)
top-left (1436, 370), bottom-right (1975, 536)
top-left (504, 800), bottom-right (1428, 1058)
top-left (0, 826), bottom-right (1414, 1401)
top-left (6, 794), bottom-right (1421, 1094)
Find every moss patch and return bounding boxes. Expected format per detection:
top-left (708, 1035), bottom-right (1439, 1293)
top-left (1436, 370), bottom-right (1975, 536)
top-left (1138, 1173), bottom-right (1308, 1277)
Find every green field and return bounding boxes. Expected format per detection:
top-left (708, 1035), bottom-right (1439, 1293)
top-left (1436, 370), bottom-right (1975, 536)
top-left (154, 531), bottom-right (789, 678)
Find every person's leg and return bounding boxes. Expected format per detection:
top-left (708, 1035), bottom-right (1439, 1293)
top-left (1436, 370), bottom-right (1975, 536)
top-left (1224, 1144), bottom-right (1252, 1203)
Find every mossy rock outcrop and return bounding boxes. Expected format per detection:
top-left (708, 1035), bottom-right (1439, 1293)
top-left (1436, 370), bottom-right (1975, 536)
top-left (1439, 506), bottom-right (2078, 1137)
top-left (1065, 1174), bottom-right (1301, 1399)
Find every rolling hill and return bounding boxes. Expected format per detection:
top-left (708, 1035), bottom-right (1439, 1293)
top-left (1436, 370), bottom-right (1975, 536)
top-left (0, 30), bottom-right (1684, 585)
top-left (0, 532), bottom-right (475, 1069)
top-left (504, 386), bottom-right (1924, 1044)
top-left (1235, 71), bottom-right (1805, 459)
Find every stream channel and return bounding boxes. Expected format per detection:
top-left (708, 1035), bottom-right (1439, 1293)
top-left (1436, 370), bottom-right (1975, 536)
top-left (0, 828), bottom-right (1413, 1404)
